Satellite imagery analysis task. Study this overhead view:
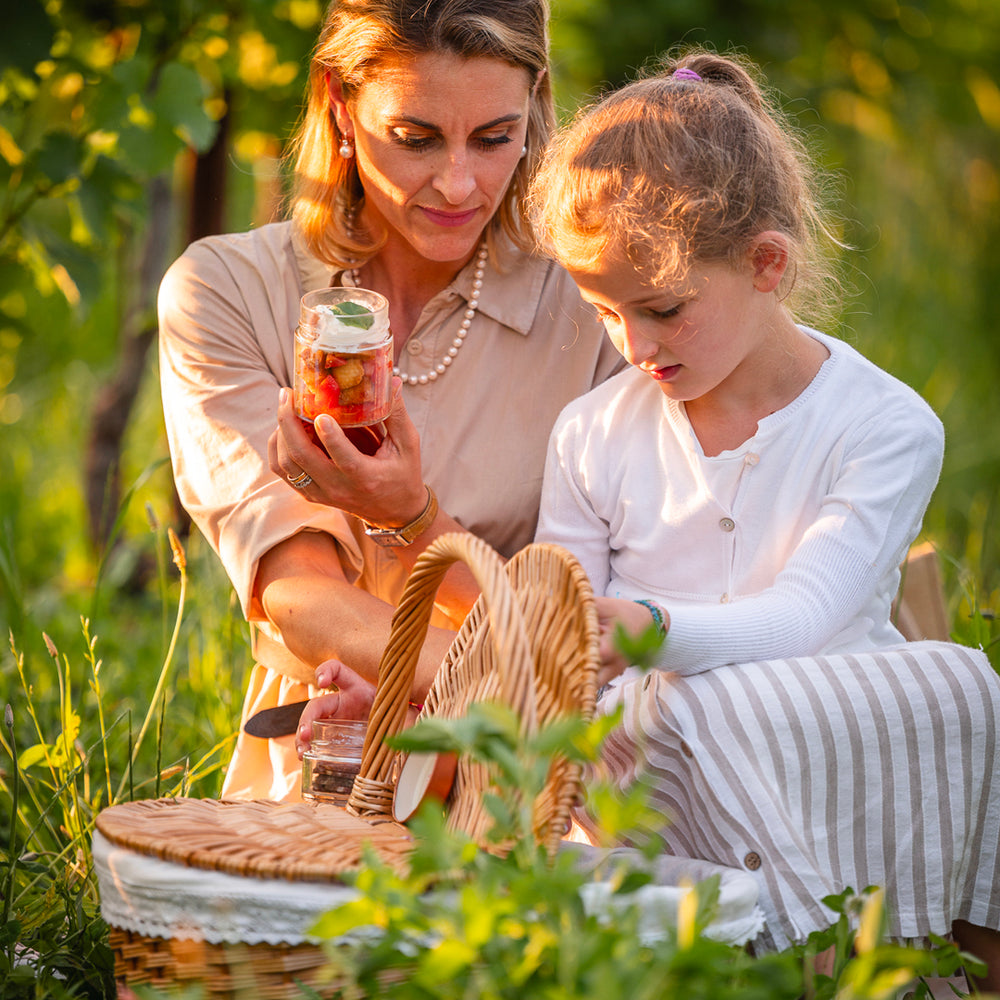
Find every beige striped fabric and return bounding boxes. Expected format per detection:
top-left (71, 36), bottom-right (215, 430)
top-left (593, 640), bottom-right (1000, 951)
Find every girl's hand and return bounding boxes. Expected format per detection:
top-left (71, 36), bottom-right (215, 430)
top-left (295, 659), bottom-right (376, 759)
top-left (268, 380), bottom-right (428, 529)
top-left (593, 596), bottom-right (667, 687)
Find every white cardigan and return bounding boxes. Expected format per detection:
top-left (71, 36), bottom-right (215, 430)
top-left (535, 328), bottom-right (944, 675)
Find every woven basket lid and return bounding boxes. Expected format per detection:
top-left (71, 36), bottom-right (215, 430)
top-left (94, 797), bottom-right (413, 882)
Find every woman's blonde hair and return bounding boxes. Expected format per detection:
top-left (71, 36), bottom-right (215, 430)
top-left (530, 48), bottom-right (844, 326)
top-left (291, 0), bottom-right (554, 269)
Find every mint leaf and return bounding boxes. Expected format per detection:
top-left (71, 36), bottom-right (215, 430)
top-left (330, 301), bottom-right (374, 329)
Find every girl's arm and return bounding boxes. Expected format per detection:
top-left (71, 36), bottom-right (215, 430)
top-left (655, 405), bottom-right (944, 674)
top-left (537, 382), bottom-right (945, 677)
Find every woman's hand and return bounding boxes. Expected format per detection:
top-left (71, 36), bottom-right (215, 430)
top-left (269, 380), bottom-right (428, 528)
top-left (593, 596), bottom-right (667, 687)
top-left (295, 658), bottom-right (376, 759)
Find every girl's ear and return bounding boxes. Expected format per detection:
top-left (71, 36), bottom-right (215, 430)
top-left (750, 232), bottom-right (790, 293)
top-left (325, 71), bottom-right (353, 138)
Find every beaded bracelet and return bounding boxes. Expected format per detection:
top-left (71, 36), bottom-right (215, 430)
top-left (634, 598), bottom-right (667, 639)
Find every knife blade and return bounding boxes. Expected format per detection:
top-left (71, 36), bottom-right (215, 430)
top-left (243, 700), bottom-right (313, 738)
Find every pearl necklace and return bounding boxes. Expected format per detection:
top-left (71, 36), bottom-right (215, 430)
top-left (349, 242), bottom-right (487, 386)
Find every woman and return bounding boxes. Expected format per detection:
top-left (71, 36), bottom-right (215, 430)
top-left (527, 50), bottom-right (1000, 980)
top-left (157, 0), bottom-right (623, 801)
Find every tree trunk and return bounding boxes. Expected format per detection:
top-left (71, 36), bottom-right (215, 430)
top-left (84, 174), bottom-right (172, 555)
top-left (84, 105), bottom-right (231, 562)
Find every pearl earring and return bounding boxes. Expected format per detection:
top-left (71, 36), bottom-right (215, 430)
top-left (520, 145), bottom-right (528, 158)
top-left (339, 138), bottom-right (354, 159)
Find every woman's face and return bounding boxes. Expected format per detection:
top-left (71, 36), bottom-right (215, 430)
top-left (333, 52), bottom-right (533, 266)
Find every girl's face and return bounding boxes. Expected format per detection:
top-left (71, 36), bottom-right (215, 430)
top-left (568, 250), bottom-right (779, 407)
top-left (331, 52), bottom-right (533, 266)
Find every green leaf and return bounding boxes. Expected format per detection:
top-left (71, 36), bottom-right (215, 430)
top-left (612, 620), bottom-right (665, 670)
top-left (88, 76), bottom-right (132, 135)
top-left (75, 155), bottom-right (142, 245)
top-left (416, 938), bottom-right (478, 982)
top-left (17, 743), bottom-right (52, 770)
top-left (0, 0), bottom-right (53, 77)
top-left (309, 897), bottom-right (383, 937)
top-left (328, 300), bottom-right (375, 329)
top-left (115, 120), bottom-right (184, 178)
top-left (32, 131), bottom-right (84, 187)
top-left (151, 62), bottom-right (218, 153)
top-left (615, 870), bottom-right (655, 895)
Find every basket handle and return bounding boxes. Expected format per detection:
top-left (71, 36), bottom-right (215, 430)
top-left (347, 532), bottom-right (537, 817)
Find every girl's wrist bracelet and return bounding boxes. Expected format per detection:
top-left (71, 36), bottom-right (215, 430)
top-left (634, 598), bottom-right (667, 639)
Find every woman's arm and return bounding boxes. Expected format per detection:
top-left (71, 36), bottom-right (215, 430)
top-left (255, 529), bottom-right (457, 702)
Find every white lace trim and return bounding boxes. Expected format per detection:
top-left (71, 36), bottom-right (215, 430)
top-left (93, 831), bottom-right (362, 946)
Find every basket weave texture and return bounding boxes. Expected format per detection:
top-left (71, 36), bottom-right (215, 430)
top-left (96, 533), bottom-right (598, 996)
top-left (348, 534), bottom-right (599, 853)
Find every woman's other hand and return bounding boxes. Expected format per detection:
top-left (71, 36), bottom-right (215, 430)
top-left (295, 658), bottom-right (376, 759)
top-left (269, 380), bottom-right (428, 528)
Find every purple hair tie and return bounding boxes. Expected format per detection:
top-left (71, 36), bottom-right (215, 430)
top-left (673, 67), bottom-right (702, 82)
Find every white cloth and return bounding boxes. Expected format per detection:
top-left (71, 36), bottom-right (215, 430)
top-left (94, 830), bottom-right (764, 948)
top-left (92, 831), bottom-right (764, 945)
top-left (536, 328), bottom-right (945, 674)
top-left (92, 830), bottom-right (362, 946)
top-left (560, 842), bottom-right (765, 946)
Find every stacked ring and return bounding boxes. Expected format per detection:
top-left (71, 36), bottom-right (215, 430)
top-left (287, 471), bottom-right (313, 489)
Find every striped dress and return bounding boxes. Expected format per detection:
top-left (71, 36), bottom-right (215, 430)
top-left (593, 641), bottom-right (1000, 951)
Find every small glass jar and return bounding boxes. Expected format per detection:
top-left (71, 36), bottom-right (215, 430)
top-left (293, 286), bottom-right (393, 431)
top-left (301, 718), bottom-right (367, 806)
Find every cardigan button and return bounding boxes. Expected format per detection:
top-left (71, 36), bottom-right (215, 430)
top-left (719, 517), bottom-right (735, 532)
top-left (744, 851), bottom-right (763, 870)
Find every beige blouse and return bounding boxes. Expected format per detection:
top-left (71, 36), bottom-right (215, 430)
top-left (158, 220), bottom-right (624, 686)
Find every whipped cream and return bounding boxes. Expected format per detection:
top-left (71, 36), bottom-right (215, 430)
top-left (309, 303), bottom-right (391, 352)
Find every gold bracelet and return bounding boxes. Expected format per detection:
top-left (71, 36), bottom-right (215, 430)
top-left (362, 485), bottom-right (439, 548)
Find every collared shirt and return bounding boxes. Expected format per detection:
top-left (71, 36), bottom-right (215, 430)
top-left (158, 220), bottom-right (624, 679)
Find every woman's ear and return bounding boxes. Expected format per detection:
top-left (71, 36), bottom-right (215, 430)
top-left (750, 232), bottom-right (790, 293)
top-left (325, 71), bottom-right (353, 137)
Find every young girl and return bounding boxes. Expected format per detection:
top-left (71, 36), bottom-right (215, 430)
top-left (528, 51), bottom-right (1000, 979)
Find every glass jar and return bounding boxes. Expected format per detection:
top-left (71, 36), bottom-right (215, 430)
top-left (293, 286), bottom-right (392, 431)
top-left (301, 718), bottom-right (367, 806)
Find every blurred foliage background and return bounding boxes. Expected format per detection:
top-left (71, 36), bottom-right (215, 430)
top-left (1, 0), bottom-right (998, 696)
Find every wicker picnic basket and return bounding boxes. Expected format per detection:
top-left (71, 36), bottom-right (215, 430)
top-left (95, 533), bottom-right (599, 997)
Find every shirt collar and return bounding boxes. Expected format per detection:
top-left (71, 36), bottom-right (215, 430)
top-left (292, 224), bottom-right (336, 294)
